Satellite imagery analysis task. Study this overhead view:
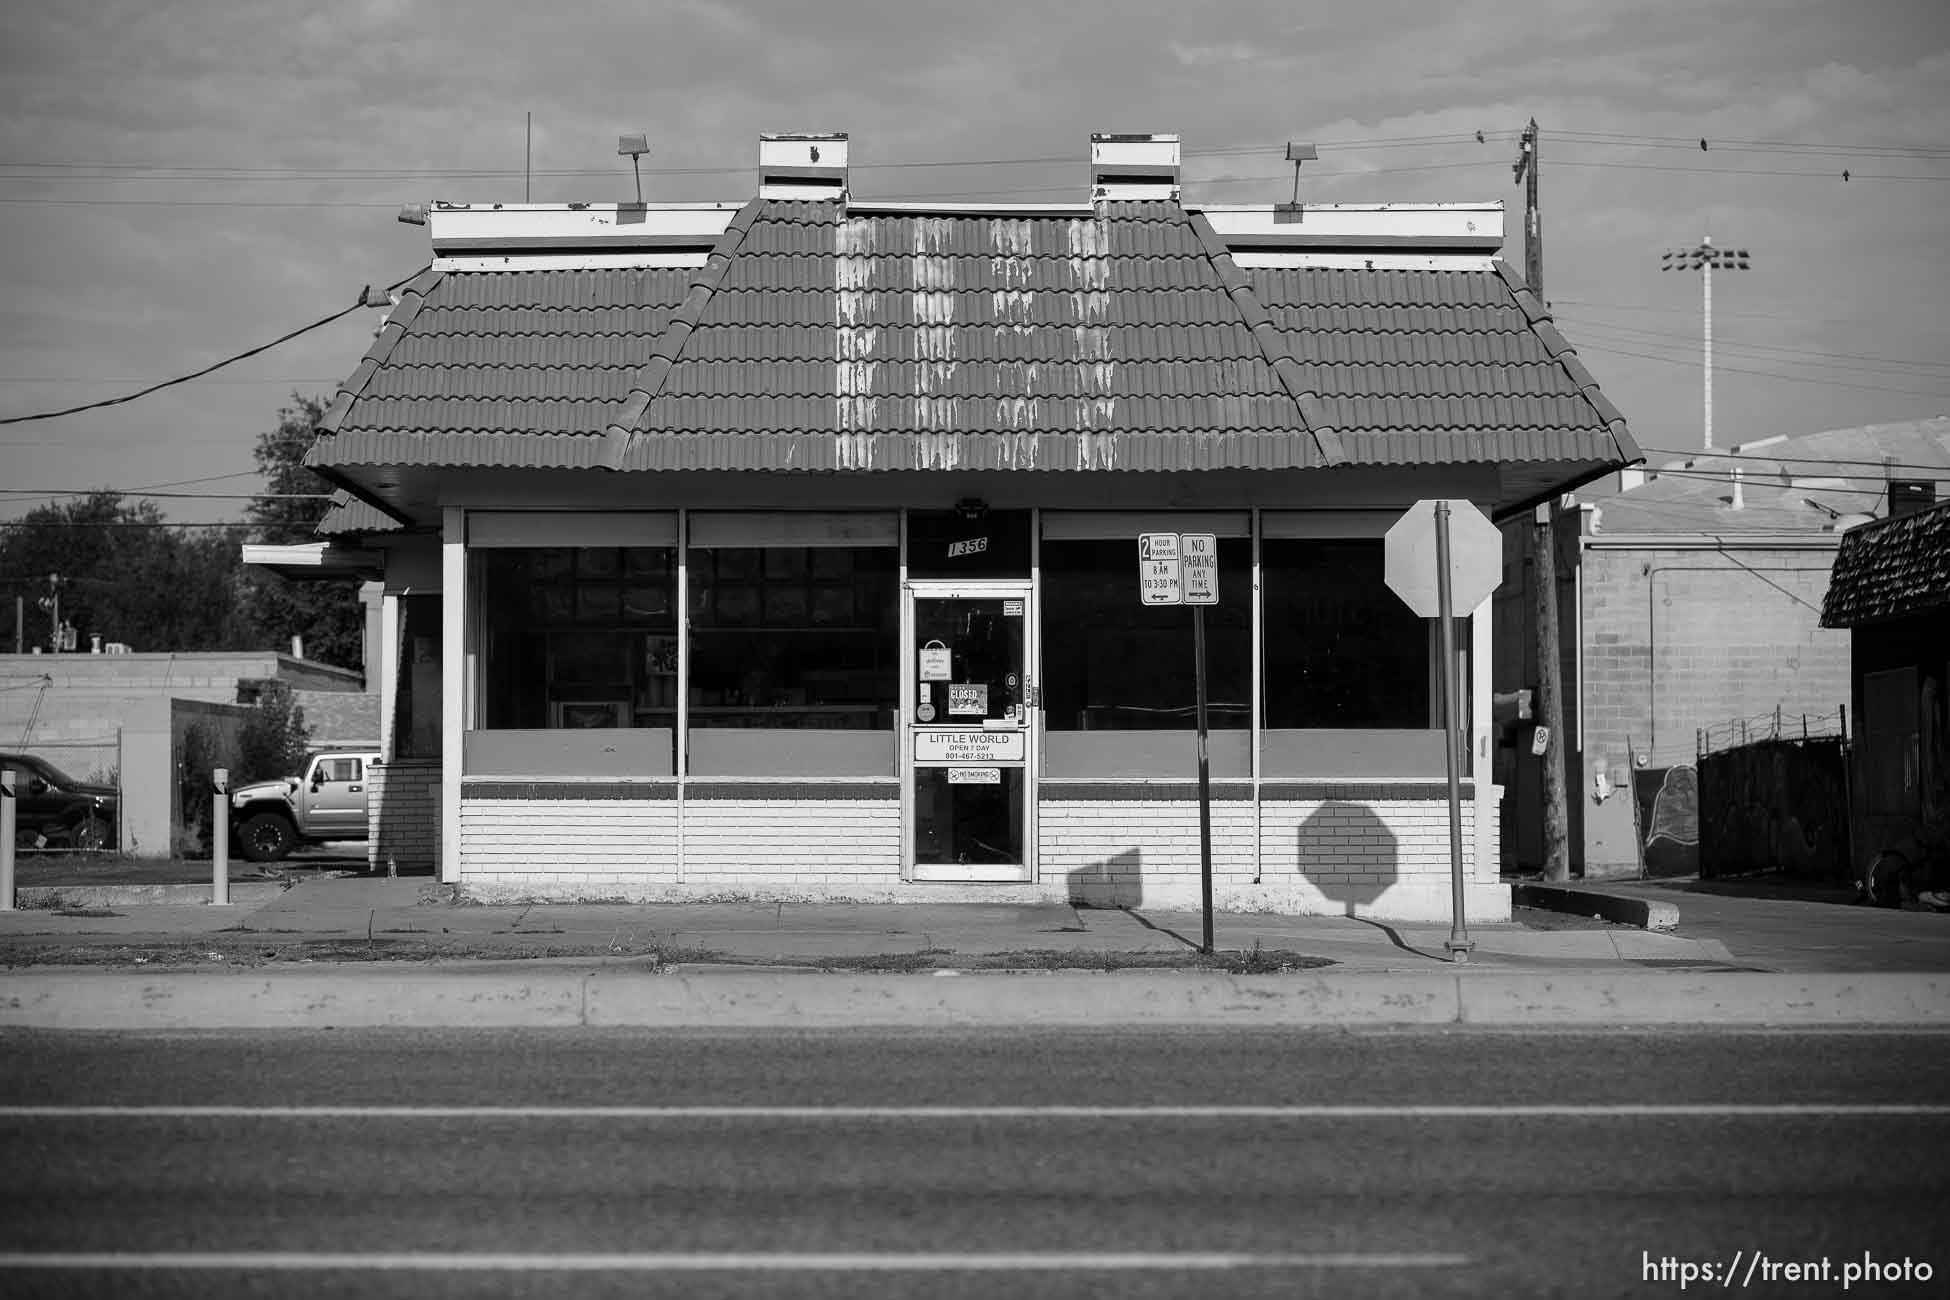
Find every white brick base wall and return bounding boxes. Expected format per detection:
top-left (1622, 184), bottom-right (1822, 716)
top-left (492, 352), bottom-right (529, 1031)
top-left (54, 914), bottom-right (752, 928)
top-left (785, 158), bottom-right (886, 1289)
top-left (682, 798), bottom-right (901, 887)
top-left (457, 794), bottom-right (901, 902)
top-left (1040, 795), bottom-right (1509, 922)
top-left (460, 797), bottom-right (679, 898)
top-left (449, 788), bottom-right (1509, 920)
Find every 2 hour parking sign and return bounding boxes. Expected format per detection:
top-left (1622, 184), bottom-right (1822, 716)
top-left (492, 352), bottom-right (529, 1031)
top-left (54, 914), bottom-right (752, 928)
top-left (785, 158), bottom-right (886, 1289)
top-left (1138, 533), bottom-right (1182, 605)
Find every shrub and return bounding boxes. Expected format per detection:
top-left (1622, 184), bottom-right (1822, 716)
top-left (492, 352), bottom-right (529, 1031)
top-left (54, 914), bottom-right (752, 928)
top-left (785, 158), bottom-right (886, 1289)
top-left (235, 679), bottom-right (311, 784)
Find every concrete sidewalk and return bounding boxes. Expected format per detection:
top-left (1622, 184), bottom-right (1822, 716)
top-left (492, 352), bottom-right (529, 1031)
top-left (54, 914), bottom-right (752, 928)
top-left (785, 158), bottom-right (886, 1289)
top-left (0, 873), bottom-right (1745, 974)
top-left (4, 872), bottom-right (1948, 1030)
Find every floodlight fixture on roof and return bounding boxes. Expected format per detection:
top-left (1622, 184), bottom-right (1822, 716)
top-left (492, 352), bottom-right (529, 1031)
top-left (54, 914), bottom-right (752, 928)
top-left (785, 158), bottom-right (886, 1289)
top-left (618, 132), bottom-right (649, 203)
top-left (397, 203), bottom-right (428, 226)
top-left (1277, 141), bottom-right (1318, 214)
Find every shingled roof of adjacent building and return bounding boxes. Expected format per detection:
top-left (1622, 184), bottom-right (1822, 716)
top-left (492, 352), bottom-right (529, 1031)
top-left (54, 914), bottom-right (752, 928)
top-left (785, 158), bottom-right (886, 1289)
top-left (1820, 498), bottom-right (1950, 628)
top-left (308, 194), bottom-right (1635, 510)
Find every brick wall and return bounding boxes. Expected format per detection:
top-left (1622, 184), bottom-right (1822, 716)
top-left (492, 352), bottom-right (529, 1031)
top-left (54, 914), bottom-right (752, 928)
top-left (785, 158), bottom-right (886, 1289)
top-left (1580, 549), bottom-right (1848, 772)
top-left (460, 797), bottom-right (680, 894)
top-left (1043, 790), bottom-right (1504, 921)
top-left (448, 789), bottom-right (1506, 920)
top-left (1040, 796), bottom-right (1257, 907)
top-left (682, 798), bottom-right (902, 887)
top-left (369, 757), bottom-right (439, 871)
top-left (1578, 546), bottom-right (1849, 875)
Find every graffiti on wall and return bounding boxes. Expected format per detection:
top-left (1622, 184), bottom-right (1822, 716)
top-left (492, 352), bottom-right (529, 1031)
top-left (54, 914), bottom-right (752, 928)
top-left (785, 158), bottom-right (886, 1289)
top-left (1698, 738), bottom-right (1850, 881)
top-left (1633, 765), bottom-right (1698, 878)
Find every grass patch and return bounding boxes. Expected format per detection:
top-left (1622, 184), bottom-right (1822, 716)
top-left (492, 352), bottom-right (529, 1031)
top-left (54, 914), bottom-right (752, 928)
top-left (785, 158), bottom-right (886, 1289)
top-left (0, 936), bottom-right (730, 969)
top-left (789, 941), bottom-right (1334, 974)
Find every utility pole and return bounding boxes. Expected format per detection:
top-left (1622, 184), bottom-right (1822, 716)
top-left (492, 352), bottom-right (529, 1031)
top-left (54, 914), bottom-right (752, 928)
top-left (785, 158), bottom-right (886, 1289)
top-left (1514, 118), bottom-right (1542, 302)
top-left (1514, 119), bottom-right (1569, 880)
top-left (1662, 234), bottom-right (1751, 450)
top-left (36, 574), bottom-right (62, 655)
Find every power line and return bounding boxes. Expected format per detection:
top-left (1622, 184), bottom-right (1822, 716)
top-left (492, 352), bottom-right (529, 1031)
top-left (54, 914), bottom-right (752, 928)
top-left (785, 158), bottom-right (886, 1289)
top-left (1627, 468), bottom-right (1903, 501)
top-left (1564, 318), bottom-right (1950, 382)
top-left (1557, 314), bottom-right (1950, 372)
top-left (0, 376), bottom-right (335, 385)
top-left (1632, 447), bottom-right (1950, 473)
top-left (0, 520), bottom-right (248, 530)
top-left (0, 489), bottom-right (330, 501)
top-left (1572, 338), bottom-right (1950, 399)
top-left (1548, 128), bottom-right (1950, 158)
top-left (1552, 294), bottom-right (1950, 336)
top-left (1547, 159), bottom-right (1948, 181)
top-left (4, 127), bottom-right (1941, 179)
top-left (0, 268), bottom-right (424, 426)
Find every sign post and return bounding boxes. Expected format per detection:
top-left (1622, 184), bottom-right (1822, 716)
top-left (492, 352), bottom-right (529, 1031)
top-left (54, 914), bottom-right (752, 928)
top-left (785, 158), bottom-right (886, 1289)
top-left (1182, 535), bottom-right (1218, 956)
top-left (1432, 506), bottom-right (1469, 961)
top-left (1139, 532), bottom-right (1218, 954)
top-left (1, 768), bottom-right (15, 912)
top-left (1385, 499), bottom-right (1501, 963)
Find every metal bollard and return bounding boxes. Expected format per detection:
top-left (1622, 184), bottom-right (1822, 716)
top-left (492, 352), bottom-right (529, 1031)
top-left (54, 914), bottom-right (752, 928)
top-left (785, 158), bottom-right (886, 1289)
top-left (212, 768), bottom-right (230, 906)
top-left (1, 768), bottom-right (16, 912)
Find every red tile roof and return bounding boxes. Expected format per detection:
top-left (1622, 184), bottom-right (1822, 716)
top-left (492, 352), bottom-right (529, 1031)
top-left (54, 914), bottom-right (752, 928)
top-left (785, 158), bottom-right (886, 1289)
top-left (310, 197), bottom-right (1633, 486)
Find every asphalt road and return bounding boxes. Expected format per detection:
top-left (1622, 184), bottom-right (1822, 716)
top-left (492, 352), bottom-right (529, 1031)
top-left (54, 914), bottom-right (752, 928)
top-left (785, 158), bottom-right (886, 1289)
top-left (4, 1028), bottom-right (1948, 1299)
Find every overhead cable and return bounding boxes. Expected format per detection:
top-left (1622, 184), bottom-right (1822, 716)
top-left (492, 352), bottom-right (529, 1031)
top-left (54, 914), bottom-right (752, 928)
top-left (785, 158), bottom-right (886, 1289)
top-left (0, 268), bottom-right (426, 426)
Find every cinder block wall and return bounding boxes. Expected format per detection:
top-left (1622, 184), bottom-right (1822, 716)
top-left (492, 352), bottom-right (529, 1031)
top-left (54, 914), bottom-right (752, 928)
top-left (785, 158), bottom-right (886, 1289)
top-left (1579, 547), bottom-right (1849, 869)
top-left (1580, 550), bottom-right (1849, 769)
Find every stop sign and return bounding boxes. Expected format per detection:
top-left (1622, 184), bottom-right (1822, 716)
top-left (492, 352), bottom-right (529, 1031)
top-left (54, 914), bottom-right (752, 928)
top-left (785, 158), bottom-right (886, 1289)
top-left (1384, 499), bottom-right (1502, 617)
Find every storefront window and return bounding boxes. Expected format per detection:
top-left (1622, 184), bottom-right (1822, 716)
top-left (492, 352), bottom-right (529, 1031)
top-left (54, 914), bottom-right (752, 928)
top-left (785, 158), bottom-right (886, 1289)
top-left (1261, 538), bottom-right (1468, 777)
top-left (1040, 537), bottom-right (1251, 777)
top-left (392, 594), bottom-right (442, 759)
top-left (687, 543), bottom-right (897, 776)
top-left (473, 546), bottom-right (678, 773)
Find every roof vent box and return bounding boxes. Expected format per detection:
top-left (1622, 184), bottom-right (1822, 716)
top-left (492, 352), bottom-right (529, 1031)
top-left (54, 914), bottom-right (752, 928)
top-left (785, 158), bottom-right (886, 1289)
top-left (1091, 133), bottom-right (1181, 202)
top-left (759, 133), bottom-right (849, 201)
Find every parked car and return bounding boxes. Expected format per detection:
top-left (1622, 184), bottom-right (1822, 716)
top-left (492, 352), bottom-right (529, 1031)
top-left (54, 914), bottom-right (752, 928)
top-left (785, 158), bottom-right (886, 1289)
top-left (228, 749), bottom-right (379, 863)
top-left (0, 752), bottom-right (118, 852)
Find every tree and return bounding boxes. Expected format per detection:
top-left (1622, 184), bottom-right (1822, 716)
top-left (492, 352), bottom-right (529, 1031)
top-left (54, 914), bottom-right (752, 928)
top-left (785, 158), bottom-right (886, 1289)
top-left (235, 394), bottom-right (367, 669)
top-left (0, 493), bottom-right (248, 653)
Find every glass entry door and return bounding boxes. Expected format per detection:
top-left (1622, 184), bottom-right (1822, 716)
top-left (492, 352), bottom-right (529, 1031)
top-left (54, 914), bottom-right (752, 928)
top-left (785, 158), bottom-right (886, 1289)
top-left (907, 586), bottom-right (1033, 881)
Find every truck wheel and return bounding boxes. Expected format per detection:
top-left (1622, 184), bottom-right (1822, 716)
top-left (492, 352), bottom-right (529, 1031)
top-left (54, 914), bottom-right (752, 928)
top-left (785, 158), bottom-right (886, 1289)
top-left (238, 812), bottom-right (296, 863)
top-left (70, 817), bottom-right (110, 853)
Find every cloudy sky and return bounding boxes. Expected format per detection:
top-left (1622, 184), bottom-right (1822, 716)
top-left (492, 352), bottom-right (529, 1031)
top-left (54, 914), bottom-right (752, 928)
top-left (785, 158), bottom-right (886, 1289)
top-left (2, 0), bottom-right (1945, 527)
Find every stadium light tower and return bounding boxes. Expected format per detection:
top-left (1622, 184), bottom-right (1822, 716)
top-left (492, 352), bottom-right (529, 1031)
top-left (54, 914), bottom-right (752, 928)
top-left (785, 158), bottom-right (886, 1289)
top-left (1661, 233), bottom-right (1751, 450)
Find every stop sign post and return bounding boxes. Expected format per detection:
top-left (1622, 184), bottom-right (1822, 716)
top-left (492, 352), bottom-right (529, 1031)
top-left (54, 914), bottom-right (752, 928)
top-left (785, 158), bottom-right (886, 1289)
top-left (1385, 500), bottom-right (1500, 963)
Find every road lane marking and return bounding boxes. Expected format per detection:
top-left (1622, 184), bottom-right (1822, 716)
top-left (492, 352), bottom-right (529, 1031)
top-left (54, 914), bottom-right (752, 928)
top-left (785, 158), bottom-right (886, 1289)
top-left (2, 1104), bottom-right (1946, 1119)
top-left (0, 1251), bottom-right (1470, 1273)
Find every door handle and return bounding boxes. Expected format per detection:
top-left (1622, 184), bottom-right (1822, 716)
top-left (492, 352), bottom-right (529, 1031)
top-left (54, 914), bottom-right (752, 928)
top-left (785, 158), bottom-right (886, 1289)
top-left (348, 785), bottom-right (363, 793)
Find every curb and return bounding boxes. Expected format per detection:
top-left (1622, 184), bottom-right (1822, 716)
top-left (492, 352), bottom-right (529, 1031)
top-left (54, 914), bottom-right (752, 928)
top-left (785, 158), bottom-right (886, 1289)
top-left (3, 970), bottom-right (1946, 1030)
top-left (1513, 883), bottom-right (1680, 931)
top-left (10, 882), bottom-right (290, 909)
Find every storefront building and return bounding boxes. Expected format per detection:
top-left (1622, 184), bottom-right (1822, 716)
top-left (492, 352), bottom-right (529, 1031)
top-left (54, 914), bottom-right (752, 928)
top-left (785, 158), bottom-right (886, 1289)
top-left (298, 133), bottom-right (1637, 921)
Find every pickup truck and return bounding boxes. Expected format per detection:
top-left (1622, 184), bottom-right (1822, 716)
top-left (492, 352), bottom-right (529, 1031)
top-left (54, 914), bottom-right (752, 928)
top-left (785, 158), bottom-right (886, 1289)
top-left (229, 749), bottom-right (379, 862)
top-left (0, 751), bottom-right (118, 852)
